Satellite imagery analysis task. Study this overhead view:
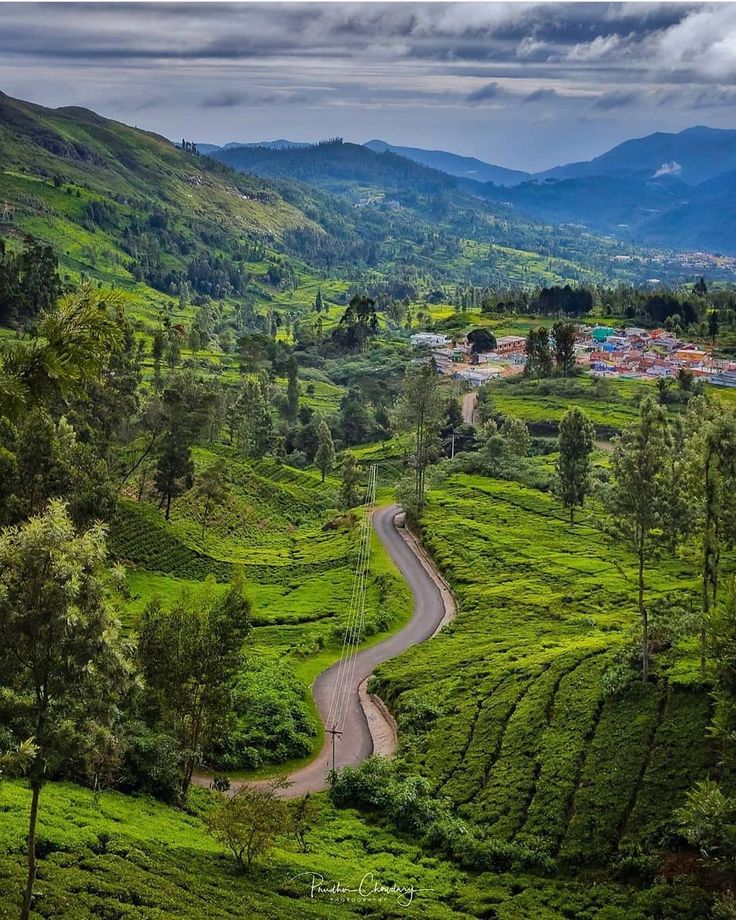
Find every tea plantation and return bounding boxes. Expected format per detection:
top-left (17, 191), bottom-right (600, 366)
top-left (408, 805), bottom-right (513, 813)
top-left (372, 472), bottom-right (713, 869)
top-left (111, 447), bottom-right (411, 768)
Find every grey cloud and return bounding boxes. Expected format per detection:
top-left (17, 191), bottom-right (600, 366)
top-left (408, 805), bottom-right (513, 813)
top-left (593, 89), bottom-right (640, 110)
top-left (467, 81), bottom-right (508, 104)
top-left (524, 88), bottom-right (560, 103)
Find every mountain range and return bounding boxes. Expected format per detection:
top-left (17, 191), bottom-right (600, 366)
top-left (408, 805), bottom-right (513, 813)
top-left (205, 126), bottom-right (736, 255)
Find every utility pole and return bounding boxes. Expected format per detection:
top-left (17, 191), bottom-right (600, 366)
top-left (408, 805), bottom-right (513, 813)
top-left (327, 723), bottom-right (342, 774)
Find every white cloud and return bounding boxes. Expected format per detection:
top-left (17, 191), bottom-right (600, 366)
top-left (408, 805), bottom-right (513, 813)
top-left (653, 161), bottom-right (682, 178)
top-left (567, 34), bottom-right (622, 62)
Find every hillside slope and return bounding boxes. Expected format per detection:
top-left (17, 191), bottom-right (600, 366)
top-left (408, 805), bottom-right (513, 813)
top-left (365, 139), bottom-right (529, 186)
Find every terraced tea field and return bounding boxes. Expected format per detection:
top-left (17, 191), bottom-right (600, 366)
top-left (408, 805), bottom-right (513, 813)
top-left (111, 449), bottom-right (411, 766)
top-left (372, 473), bottom-right (712, 865)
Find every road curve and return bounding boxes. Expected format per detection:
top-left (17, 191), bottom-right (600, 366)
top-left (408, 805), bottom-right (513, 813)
top-left (221, 504), bottom-right (453, 798)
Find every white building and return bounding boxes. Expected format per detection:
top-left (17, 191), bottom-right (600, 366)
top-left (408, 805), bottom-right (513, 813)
top-left (410, 332), bottom-right (449, 348)
top-left (456, 367), bottom-right (501, 386)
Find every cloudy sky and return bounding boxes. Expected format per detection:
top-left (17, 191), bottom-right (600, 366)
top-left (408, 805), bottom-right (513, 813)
top-left (1, 2), bottom-right (735, 171)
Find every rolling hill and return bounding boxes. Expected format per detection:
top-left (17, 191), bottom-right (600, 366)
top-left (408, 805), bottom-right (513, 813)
top-left (364, 139), bottom-right (529, 186)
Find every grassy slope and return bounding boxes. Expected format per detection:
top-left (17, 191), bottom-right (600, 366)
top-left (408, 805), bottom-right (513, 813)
top-left (372, 470), bottom-right (711, 869)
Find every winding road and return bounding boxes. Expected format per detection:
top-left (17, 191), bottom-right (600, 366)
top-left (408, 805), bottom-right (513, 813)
top-left (218, 504), bottom-right (455, 798)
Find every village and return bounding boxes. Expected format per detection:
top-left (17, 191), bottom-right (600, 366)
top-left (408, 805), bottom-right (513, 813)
top-left (410, 324), bottom-right (736, 388)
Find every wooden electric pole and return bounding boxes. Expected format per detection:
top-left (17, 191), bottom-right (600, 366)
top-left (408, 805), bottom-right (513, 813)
top-left (327, 722), bottom-right (343, 774)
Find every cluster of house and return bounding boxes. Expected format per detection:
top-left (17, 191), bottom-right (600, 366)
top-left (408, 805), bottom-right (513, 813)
top-left (409, 331), bottom-right (526, 386)
top-left (580, 325), bottom-right (736, 386)
top-left (409, 327), bottom-right (736, 388)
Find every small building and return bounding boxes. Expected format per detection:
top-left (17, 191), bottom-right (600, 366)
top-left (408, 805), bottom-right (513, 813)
top-left (494, 335), bottom-right (526, 355)
top-left (456, 367), bottom-right (501, 386)
top-left (410, 332), bottom-right (449, 348)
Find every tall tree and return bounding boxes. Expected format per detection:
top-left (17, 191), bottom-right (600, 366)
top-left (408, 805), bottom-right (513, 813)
top-left (340, 451), bottom-right (361, 509)
top-left (314, 289), bottom-right (323, 314)
top-left (194, 459), bottom-right (229, 539)
top-left (557, 406), bottom-right (595, 524)
top-left (314, 417), bottom-right (336, 483)
top-left (396, 363), bottom-right (444, 512)
top-left (690, 409), bottom-right (736, 669)
top-left (286, 357), bottom-right (299, 423)
top-left (607, 397), bottom-right (670, 682)
top-left (137, 572), bottom-right (251, 796)
top-left (154, 430), bottom-right (194, 520)
top-left (524, 327), bottom-right (553, 379)
top-left (552, 321), bottom-right (577, 376)
top-left (501, 416), bottom-right (531, 457)
top-left (0, 502), bottom-right (129, 920)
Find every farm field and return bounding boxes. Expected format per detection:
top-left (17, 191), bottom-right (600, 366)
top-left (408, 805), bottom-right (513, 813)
top-left (371, 471), bottom-right (712, 869)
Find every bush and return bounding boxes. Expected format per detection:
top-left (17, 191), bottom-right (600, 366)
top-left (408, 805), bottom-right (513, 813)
top-left (208, 658), bottom-right (316, 770)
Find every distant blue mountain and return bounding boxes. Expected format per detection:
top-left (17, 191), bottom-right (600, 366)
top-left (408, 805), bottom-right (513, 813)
top-left (533, 126), bottom-right (736, 186)
top-left (364, 139), bottom-right (528, 187)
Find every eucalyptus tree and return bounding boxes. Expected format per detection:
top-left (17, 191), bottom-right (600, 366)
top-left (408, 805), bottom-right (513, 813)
top-left (607, 397), bottom-right (671, 682)
top-left (0, 502), bottom-right (130, 920)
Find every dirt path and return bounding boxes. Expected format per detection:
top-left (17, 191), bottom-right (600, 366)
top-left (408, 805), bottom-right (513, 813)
top-left (203, 504), bottom-right (455, 798)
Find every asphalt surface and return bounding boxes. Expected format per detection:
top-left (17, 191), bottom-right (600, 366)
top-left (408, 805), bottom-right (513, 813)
top-left (258, 503), bottom-right (449, 797)
top-left (462, 390), bottom-right (478, 425)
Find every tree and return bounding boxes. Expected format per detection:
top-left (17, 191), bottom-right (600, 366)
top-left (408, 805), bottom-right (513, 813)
top-left (154, 430), bottom-right (194, 520)
top-left (0, 285), bottom-right (123, 420)
top-left (606, 397), bottom-right (670, 682)
top-left (340, 451), bottom-right (361, 509)
top-left (289, 791), bottom-right (319, 853)
top-left (552, 321), bottom-right (577, 376)
top-left (557, 407), bottom-right (595, 524)
top-left (314, 417), bottom-right (336, 483)
top-left (694, 276), bottom-right (708, 297)
top-left (708, 581), bottom-right (736, 783)
top-left (314, 289), bottom-right (323, 314)
top-left (501, 416), bottom-right (531, 457)
top-left (689, 408), bottom-right (736, 669)
top-left (524, 327), bottom-right (553, 379)
top-left (331, 295), bottom-right (379, 352)
top-left (709, 309), bottom-right (719, 344)
top-left (339, 388), bottom-right (371, 446)
top-left (205, 782), bottom-right (290, 872)
top-left (395, 363), bottom-right (444, 513)
top-left (195, 459), bottom-right (229, 539)
top-left (286, 357), bottom-right (299, 423)
top-left (467, 328), bottom-right (497, 354)
top-left (137, 572), bottom-right (251, 796)
top-left (0, 502), bottom-right (129, 920)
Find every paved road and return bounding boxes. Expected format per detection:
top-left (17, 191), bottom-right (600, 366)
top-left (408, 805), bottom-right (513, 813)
top-left (462, 390), bottom-right (478, 425)
top-left (225, 504), bottom-right (451, 798)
